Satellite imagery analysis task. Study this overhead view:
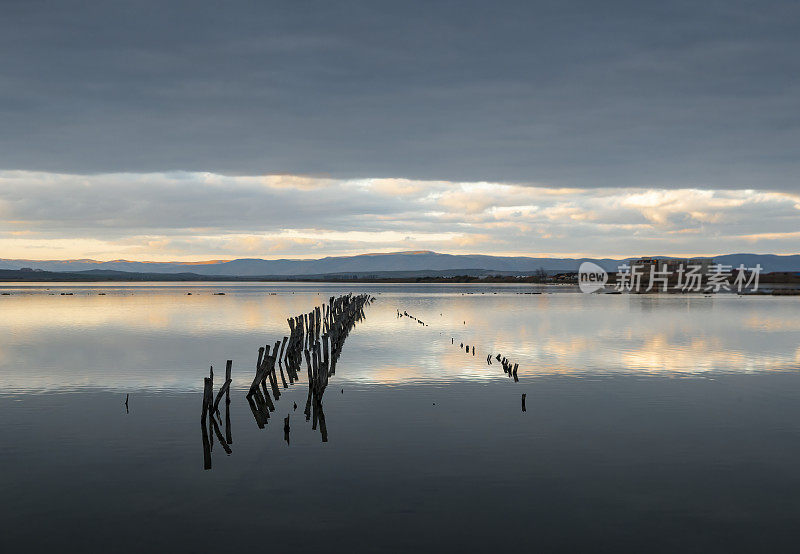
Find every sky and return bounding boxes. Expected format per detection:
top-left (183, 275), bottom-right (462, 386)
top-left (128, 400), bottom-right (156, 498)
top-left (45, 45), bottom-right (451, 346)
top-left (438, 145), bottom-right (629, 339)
top-left (1, 0), bottom-right (798, 261)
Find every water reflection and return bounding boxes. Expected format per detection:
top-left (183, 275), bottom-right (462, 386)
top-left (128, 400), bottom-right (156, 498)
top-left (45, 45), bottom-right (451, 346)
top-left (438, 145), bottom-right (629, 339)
top-left (0, 284), bottom-right (798, 394)
top-left (3, 283), bottom-right (800, 551)
top-left (200, 361), bottom-right (234, 469)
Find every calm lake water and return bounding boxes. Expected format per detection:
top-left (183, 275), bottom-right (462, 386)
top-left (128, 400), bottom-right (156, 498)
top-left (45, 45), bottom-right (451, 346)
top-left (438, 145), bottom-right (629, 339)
top-left (1, 282), bottom-right (799, 552)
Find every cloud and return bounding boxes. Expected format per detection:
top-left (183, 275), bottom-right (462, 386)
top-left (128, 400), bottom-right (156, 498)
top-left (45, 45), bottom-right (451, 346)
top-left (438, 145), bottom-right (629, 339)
top-left (0, 170), bottom-right (797, 260)
top-left (1, 1), bottom-right (800, 191)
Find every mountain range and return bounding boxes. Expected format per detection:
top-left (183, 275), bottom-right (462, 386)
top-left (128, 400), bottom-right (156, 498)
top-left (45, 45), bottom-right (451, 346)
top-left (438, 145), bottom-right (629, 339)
top-left (1, 251), bottom-right (798, 277)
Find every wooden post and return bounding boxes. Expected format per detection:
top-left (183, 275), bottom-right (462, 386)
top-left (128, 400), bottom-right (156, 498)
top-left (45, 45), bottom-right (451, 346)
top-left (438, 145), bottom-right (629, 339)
top-left (278, 364), bottom-right (288, 388)
top-left (213, 372), bottom-right (232, 414)
top-left (279, 335), bottom-right (288, 360)
top-left (322, 334), bottom-right (329, 375)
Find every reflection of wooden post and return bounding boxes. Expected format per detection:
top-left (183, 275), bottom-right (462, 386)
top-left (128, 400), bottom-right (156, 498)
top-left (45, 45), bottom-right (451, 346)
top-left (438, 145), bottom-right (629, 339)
top-left (259, 381), bottom-right (276, 411)
top-left (210, 418), bottom-right (231, 454)
top-left (201, 376), bottom-right (213, 469)
top-left (521, 393), bottom-right (527, 412)
top-left (246, 393), bottom-right (266, 428)
top-left (201, 418), bottom-right (212, 469)
top-left (318, 400), bottom-right (328, 442)
top-left (311, 394), bottom-right (318, 430)
top-left (304, 348), bottom-right (313, 382)
top-left (304, 387), bottom-right (312, 421)
top-left (202, 377), bottom-right (212, 422)
top-left (225, 361), bottom-right (232, 442)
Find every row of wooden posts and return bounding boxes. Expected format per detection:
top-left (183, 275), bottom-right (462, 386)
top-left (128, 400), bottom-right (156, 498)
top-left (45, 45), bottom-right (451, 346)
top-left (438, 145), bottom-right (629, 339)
top-left (246, 293), bottom-right (373, 442)
top-left (405, 313), bottom-right (526, 410)
top-left (398, 307), bottom-right (524, 384)
top-left (397, 309), bottom-right (427, 326)
top-left (488, 353), bottom-right (520, 382)
top-left (449, 336), bottom-right (521, 382)
top-left (199, 293), bottom-right (374, 468)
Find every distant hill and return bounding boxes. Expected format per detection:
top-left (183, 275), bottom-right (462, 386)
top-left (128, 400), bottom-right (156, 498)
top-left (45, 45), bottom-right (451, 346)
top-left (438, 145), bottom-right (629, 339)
top-left (0, 267), bottom-right (552, 282)
top-left (0, 251), bottom-right (798, 277)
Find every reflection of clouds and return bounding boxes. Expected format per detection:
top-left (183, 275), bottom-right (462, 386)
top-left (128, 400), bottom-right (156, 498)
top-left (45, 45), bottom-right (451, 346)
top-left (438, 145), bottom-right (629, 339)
top-left (343, 359), bottom-right (497, 385)
top-left (744, 315), bottom-right (800, 332)
top-left (1, 289), bottom-right (798, 393)
top-left (536, 336), bottom-right (596, 359)
top-left (369, 293), bottom-right (800, 379)
top-left (621, 335), bottom-right (734, 373)
top-left (0, 290), bottom-right (325, 334)
top-left (0, 370), bottom-right (259, 396)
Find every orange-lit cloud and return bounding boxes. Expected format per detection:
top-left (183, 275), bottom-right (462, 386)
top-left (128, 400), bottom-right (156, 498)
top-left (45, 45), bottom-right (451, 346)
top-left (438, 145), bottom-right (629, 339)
top-left (0, 170), bottom-right (797, 260)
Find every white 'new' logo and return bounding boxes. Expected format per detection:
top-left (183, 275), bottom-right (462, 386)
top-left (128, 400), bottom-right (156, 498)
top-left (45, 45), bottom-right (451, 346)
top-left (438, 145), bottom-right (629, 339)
top-left (578, 262), bottom-right (608, 293)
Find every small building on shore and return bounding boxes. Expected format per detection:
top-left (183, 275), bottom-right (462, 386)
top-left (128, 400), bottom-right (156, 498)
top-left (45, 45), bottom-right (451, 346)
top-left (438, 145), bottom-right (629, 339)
top-left (631, 257), bottom-right (713, 275)
top-left (625, 257), bottom-right (715, 292)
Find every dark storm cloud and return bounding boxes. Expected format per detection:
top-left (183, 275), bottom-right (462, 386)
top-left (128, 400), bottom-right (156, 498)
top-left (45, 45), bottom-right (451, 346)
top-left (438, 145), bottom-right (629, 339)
top-left (1, 0), bottom-right (799, 190)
